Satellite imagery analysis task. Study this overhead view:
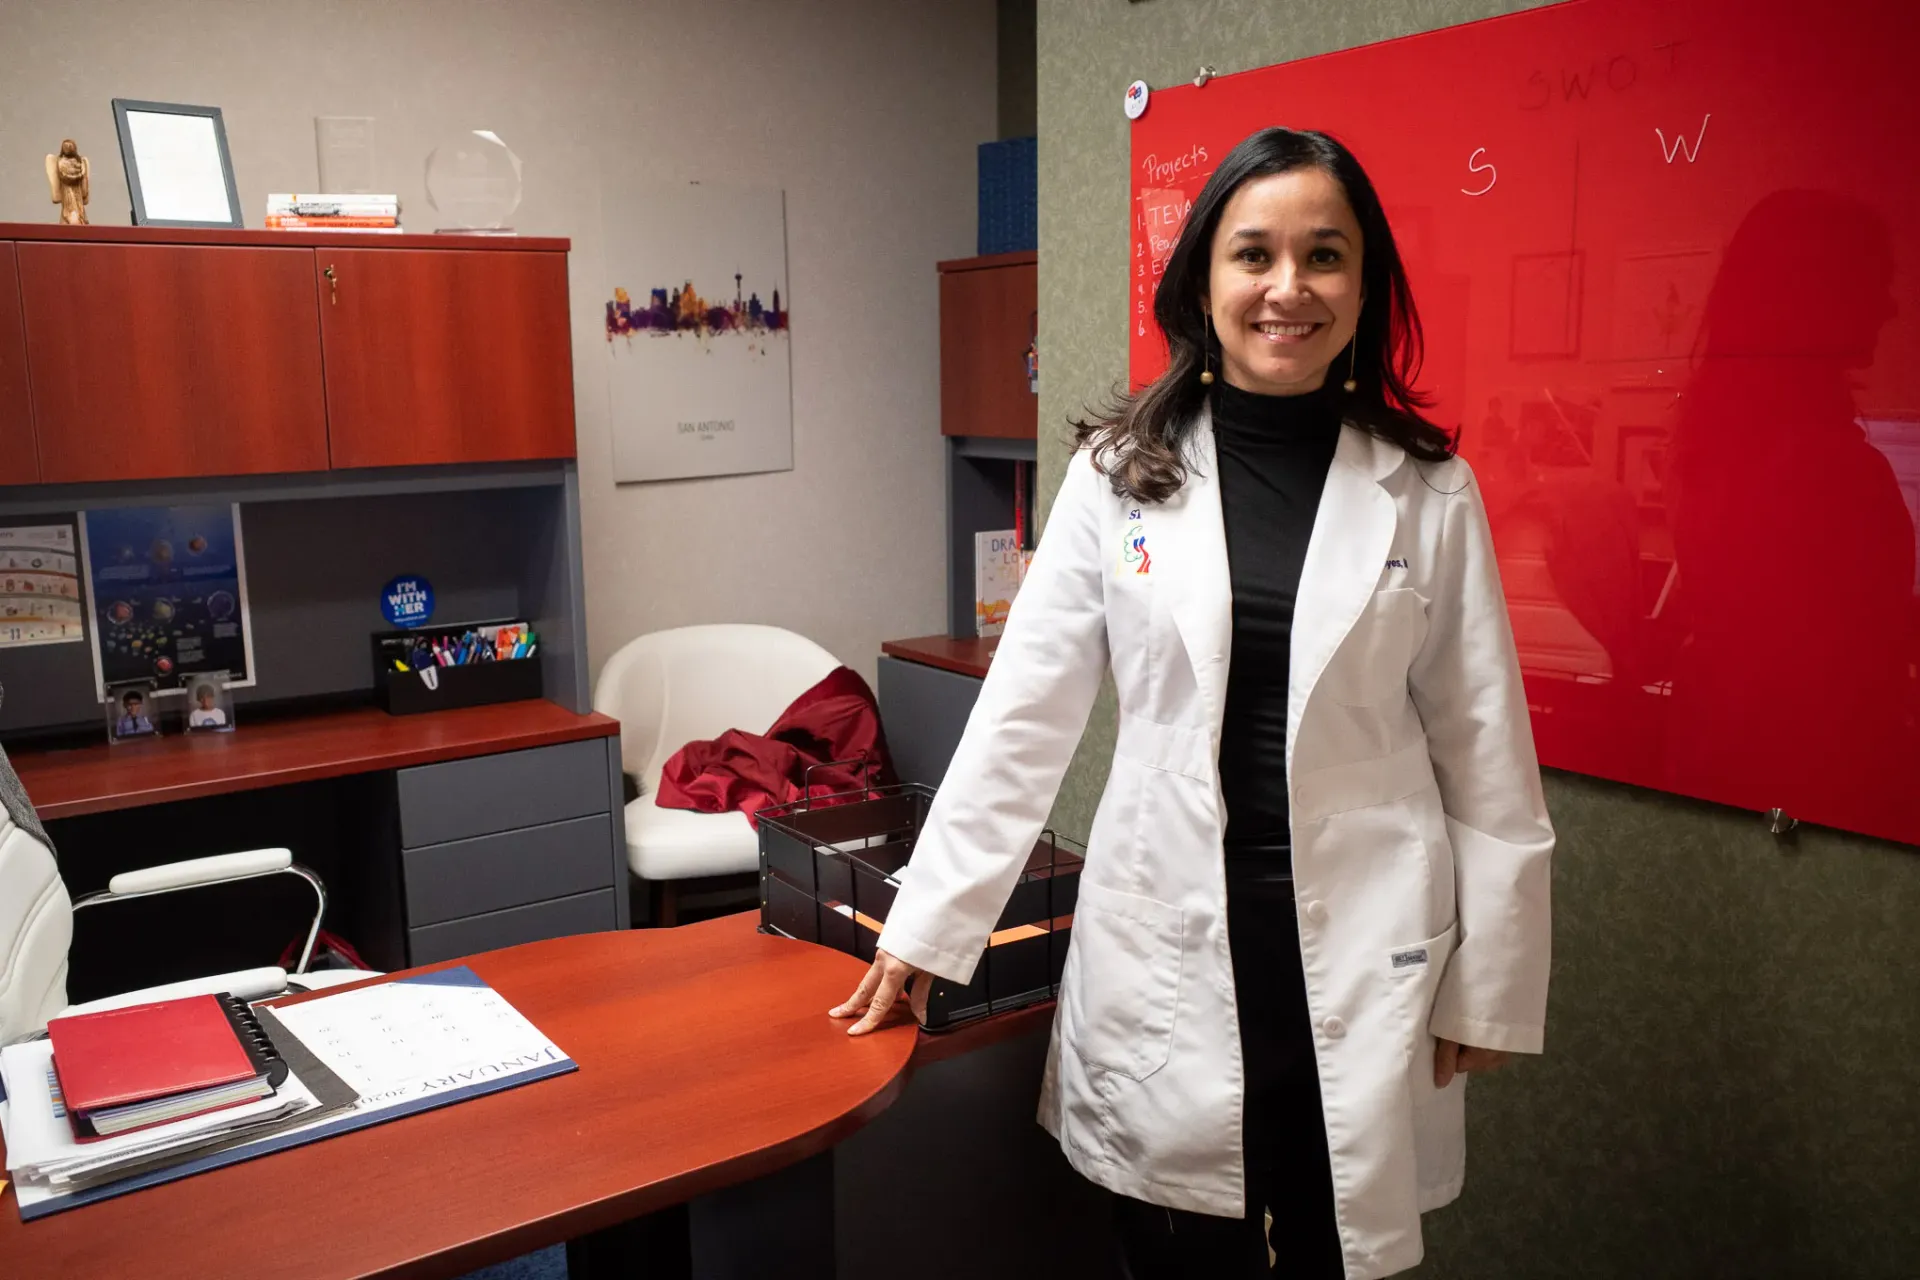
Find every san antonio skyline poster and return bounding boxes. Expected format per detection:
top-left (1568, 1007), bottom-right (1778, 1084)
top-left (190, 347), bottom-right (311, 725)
top-left (603, 181), bottom-right (793, 483)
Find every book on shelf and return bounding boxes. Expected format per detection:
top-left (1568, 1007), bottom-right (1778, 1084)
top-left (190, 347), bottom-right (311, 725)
top-left (264, 221), bottom-right (406, 234)
top-left (265, 193), bottom-right (400, 216)
top-left (265, 214), bottom-right (400, 229)
top-left (975, 529), bottom-right (1030, 639)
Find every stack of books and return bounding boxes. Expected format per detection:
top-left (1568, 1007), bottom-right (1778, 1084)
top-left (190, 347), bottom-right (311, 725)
top-left (265, 193), bottom-right (402, 232)
top-left (1, 993), bottom-right (351, 1199)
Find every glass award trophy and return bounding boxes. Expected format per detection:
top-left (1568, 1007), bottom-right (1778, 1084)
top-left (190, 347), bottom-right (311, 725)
top-left (424, 130), bottom-right (522, 234)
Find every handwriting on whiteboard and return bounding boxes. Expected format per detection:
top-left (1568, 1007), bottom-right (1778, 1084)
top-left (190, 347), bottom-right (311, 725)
top-left (1520, 39), bottom-right (1687, 111)
top-left (1656, 114), bottom-right (1711, 162)
top-left (1462, 147), bottom-right (1497, 196)
top-left (1140, 143), bottom-right (1210, 187)
top-left (1136, 187), bottom-right (1193, 275)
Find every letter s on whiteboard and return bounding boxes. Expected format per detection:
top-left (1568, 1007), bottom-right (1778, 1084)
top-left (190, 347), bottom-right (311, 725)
top-left (1462, 147), bottom-right (1496, 197)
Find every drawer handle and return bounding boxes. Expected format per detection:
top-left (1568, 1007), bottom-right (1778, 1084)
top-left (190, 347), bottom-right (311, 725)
top-left (324, 264), bottom-right (338, 305)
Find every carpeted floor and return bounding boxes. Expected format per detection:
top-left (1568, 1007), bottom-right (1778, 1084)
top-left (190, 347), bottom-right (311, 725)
top-left (453, 1243), bottom-right (567, 1280)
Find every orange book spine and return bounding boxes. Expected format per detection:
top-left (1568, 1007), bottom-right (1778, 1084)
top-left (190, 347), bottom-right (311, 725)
top-left (264, 214), bottom-right (399, 227)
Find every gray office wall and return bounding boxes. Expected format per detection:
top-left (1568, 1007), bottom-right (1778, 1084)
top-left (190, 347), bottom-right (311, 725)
top-left (1034, 2), bottom-right (1920, 1276)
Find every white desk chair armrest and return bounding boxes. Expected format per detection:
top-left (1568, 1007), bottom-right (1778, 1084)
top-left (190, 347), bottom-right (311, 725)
top-left (60, 966), bottom-right (289, 1018)
top-left (107, 848), bottom-right (292, 895)
top-left (79, 851), bottom-right (327, 974)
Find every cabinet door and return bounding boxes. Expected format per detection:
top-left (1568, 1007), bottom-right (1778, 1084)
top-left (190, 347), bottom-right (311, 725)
top-left (16, 243), bottom-right (329, 483)
top-left (0, 244), bottom-right (36, 485)
top-left (940, 259), bottom-right (1037, 439)
top-left (318, 249), bottom-right (577, 468)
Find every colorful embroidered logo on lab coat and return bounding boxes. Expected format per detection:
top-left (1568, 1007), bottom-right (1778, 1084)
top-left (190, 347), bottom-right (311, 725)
top-left (1119, 510), bottom-right (1151, 577)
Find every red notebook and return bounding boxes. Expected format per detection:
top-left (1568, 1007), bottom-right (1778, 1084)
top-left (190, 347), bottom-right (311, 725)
top-left (47, 994), bottom-right (283, 1139)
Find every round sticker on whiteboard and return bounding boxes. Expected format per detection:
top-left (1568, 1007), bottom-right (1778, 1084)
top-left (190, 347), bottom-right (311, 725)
top-left (1124, 79), bottom-right (1151, 121)
top-left (381, 575), bottom-right (435, 629)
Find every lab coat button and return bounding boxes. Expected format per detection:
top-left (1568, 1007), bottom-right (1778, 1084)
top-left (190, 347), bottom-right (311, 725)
top-left (1304, 900), bottom-right (1328, 924)
top-left (1322, 1016), bottom-right (1347, 1039)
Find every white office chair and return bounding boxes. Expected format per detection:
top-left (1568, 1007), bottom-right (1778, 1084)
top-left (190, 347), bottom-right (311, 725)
top-left (593, 624), bottom-right (842, 926)
top-left (0, 813), bottom-right (375, 1047)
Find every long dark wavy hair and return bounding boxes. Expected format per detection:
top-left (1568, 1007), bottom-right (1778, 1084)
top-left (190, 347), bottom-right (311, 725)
top-left (1077, 128), bottom-right (1454, 504)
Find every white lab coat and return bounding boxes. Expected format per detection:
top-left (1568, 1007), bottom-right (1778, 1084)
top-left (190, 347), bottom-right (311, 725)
top-left (878, 407), bottom-right (1554, 1280)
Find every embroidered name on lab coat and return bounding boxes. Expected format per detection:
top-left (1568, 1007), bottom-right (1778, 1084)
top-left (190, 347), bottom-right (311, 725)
top-left (1385, 557), bottom-right (1409, 570)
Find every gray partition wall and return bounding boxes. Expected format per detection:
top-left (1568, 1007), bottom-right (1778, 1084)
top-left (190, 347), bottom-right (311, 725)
top-left (0, 462), bottom-right (591, 735)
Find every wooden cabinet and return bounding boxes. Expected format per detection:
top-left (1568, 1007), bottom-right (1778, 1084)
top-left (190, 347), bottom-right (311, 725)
top-left (0, 225), bottom-right (578, 486)
top-left (318, 249), bottom-right (576, 468)
top-left (939, 252), bottom-right (1037, 439)
top-left (0, 244), bottom-right (36, 484)
top-left (15, 242), bottom-right (329, 483)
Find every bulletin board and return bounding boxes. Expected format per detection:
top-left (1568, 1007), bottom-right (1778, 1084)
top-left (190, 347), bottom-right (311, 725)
top-left (1129, 0), bottom-right (1920, 845)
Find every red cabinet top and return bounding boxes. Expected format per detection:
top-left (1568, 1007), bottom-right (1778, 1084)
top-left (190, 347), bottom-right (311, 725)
top-left (0, 223), bottom-right (569, 252)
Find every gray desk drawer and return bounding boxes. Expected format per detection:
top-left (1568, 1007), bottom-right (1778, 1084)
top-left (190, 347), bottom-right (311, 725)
top-left (398, 738), bottom-right (611, 848)
top-left (877, 655), bottom-right (984, 788)
top-left (407, 888), bottom-right (617, 965)
top-left (403, 814), bottom-right (615, 928)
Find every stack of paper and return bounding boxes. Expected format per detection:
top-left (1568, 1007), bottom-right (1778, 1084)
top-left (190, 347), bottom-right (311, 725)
top-left (0, 1039), bottom-right (342, 1194)
top-left (1, 967), bottom-right (574, 1219)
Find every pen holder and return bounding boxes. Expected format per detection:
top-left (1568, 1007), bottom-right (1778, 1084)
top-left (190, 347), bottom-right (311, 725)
top-left (370, 625), bottom-right (544, 715)
top-left (756, 782), bottom-right (1080, 1030)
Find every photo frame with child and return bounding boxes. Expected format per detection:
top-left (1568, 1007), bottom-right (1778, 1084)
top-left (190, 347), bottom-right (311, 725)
top-left (184, 673), bottom-right (235, 733)
top-left (105, 680), bottom-right (160, 743)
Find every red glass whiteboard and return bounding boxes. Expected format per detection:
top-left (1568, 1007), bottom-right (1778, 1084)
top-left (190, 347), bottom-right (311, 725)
top-left (1129, 0), bottom-right (1920, 845)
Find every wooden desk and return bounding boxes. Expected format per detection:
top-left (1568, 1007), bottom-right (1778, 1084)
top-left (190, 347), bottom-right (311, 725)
top-left (880, 634), bottom-right (997, 680)
top-left (10, 702), bottom-right (632, 969)
top-left (0, 915), bottom-right (919, 1280)
top-left (9, 701), bottom-right (620, 821)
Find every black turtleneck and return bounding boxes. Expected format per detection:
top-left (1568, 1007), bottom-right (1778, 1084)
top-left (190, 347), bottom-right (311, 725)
top-left (1211, 379), bottom-right (1343, 870)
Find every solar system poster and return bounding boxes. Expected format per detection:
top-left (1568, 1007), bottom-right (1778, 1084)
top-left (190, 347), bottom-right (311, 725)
top-left (79, 504), bottom-right (254, 699)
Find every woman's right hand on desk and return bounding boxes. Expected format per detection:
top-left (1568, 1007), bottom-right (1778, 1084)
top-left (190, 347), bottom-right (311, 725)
top-left (830, 949), bottom-right (926, 1036)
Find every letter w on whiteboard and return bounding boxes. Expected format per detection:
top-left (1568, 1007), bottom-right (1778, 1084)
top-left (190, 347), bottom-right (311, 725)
top-left (1656, 114), bottom-right (1711, 163)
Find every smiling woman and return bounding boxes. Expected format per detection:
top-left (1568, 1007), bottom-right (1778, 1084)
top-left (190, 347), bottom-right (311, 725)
top-left (1077, 127), bottom-right (1454, 504)
top-left (833, 124), bottom-right (1554, 1280)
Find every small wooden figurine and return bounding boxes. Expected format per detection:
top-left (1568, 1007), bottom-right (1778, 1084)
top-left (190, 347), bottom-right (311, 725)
top-left (45, 139), bottom-right (89, 225)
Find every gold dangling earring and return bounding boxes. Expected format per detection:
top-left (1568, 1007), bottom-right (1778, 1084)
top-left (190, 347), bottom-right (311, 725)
top-left (1199, 313), bottom-right (1215, 386)
top-left (1342, 332), bottom-right (1358, 393)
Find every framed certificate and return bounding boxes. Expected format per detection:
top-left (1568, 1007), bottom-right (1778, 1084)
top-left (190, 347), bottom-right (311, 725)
top-left (112, 99), bottom-right (243, 229)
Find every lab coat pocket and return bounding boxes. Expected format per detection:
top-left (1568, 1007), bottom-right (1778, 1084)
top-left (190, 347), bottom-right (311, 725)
top-left (1062, 881), bottom-right (1184, 1082)
top-left (1389, 921), bottom-right (1467, 1209)
top-left (1384, 920), bottom-right (1457, 991)
top-left (1323, 587), bottom-right (1427, 707)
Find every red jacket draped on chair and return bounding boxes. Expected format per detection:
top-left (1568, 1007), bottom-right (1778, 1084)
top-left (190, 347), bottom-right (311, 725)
top-left (654, 667), bottom-right (897, 826)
